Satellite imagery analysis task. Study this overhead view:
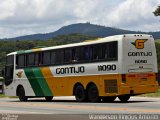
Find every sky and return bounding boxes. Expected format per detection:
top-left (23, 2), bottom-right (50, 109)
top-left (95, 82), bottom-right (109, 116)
top-left (0, 0), bottom-right (159, 38)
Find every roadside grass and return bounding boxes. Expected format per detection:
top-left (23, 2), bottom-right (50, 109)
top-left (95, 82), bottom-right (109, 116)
top-left (0, 94), bottom-right (5, 98)
top-left (0, 94), bottom-right (18, 98)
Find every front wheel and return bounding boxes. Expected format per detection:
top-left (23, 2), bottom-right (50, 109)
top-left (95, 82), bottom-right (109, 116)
top-left (87, 84), bottom-right (100, 102)
top-left (118, 95), bottom-right (130, 102)
top-left (45, 96), bottom-right (53, 101)
top-left (18, 87), bottom-right (28, 102)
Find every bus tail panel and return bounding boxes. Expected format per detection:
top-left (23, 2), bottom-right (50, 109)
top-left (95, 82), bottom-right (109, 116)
top-left (119, 73), bottom-right (158, 95)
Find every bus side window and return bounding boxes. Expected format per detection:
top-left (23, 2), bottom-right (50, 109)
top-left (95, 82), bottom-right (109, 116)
top-left (85, 47), bottom-right (89, 61)
top-left (55, 49), bottom-right (64, 65)
top-left (92, 45), bottom-right (103, 60)
top-left (107, 41), bottom-right (118, 60)
top-left (89, 46), bottom-right (93, 60)
top-left (51, 51), bottom-right (55, 65)
top-left (104, 44), bottom-right (109, 59)
top-left (64, 48), bottom-right (72, 63)
top-left (35, 53), bottom-right (39, 66)
top-left (74, 47), bottom-right (85, 62)
top-left (71, 48), bottom-right (76, 62)
top-left (42, 51), bottom-right (51, 65)
top-left (92, 45), bottom-right (98, 60)
top-left (27, 54), bottom-right (35, 67)
top-left (16, 55), bottom-right (25, 68)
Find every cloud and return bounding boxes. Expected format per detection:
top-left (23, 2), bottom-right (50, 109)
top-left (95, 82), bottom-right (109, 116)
top-left (103, 0), bottom-right (160, 31)
top-left (0, 0), bottom-right (16, 20)
top-left (0, 0), bottom-right (159, 38)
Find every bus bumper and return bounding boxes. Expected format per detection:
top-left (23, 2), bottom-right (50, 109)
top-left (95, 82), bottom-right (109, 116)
top-left (119, 84), bottom-right (159, 95)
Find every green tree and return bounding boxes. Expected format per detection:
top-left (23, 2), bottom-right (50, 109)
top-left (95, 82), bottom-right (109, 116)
top-left (153, 6), bottom-right (160, 16)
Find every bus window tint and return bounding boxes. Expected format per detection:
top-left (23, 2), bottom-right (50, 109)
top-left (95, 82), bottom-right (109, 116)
top-left (27, 54), bottom-right (35, 66)
top-left (74, 47), bottom-right (85, 62)
top-left (84, 47), bottom-right (90, 60)
top-left (35, 53), bottom-right (39, 66)
top-left (91, 41), bottom-right (118, 61)
top-left (16, 55), bottom-right (25, 68)
top-left (55, 49), bottom-right (64, 64)
top-left (51, 51), bottom-right (56, 64)
top-left (107, 41), bottom-right (118, 60)
top-left (92, 45), bottom-right (103, 60)
top-left (42, 51), bottom-right (51, 65)
top-left (64, 49), bottom-right (72, 63)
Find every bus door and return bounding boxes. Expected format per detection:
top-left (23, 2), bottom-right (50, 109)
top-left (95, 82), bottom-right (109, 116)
top-left (4, 55), bottom-right (14, 86)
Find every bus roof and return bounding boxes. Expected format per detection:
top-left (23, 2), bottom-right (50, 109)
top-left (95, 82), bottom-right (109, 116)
top-left (7, 34), bottom-right (152, 56)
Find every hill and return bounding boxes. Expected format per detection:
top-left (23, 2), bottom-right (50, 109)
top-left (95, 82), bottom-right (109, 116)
top-left (3, 23), bottom-right (160, 40)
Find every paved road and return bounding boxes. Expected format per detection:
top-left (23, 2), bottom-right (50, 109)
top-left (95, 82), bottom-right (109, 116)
top-left (0, 96), bottom-right (160, 120)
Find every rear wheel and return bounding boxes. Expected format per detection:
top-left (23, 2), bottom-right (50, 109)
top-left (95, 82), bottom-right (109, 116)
top-left (74, 85), bottom-right (87, 102)
top-left (118, 95), bottom-right (130, 102)
top-left (45, 96), bottom-right (53, 101)
top-left (87, 84), bottom-right (100, 102)
top-left (102, 96), bottom-right (116, 102)
top-left (18, 86), bottom-right (28, 102)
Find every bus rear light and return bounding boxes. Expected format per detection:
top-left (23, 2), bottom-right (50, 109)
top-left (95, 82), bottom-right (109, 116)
top-left (122, 74), bottom-right (126, 83)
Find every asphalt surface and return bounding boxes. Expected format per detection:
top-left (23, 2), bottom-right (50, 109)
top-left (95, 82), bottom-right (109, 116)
top-left (0, 96), bottom-right (160, 120)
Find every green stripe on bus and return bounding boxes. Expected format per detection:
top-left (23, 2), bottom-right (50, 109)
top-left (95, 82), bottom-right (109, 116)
top-left (24, 68), bottom-right (52, 96)
top-left (24, 68), bottom-right (44, 96)
top-left (32, 68), bottom-right (52, 96)
top-left (17, 50), bottom-right (33, 54)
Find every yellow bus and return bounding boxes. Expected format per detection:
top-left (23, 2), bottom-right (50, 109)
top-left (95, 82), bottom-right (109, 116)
top-left (3, 34), bottom-right (158, 102)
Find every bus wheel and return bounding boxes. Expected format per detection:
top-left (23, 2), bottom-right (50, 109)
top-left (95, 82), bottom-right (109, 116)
top-left (87, 84), bottom-right (100, 102)
top-left (74, 85), bottom-right (87, 102)
top-left (102, 96), bottom-right (116, 102)
top-left (118, 95), bottom-right (130, 102)
top-left (45, 96), bottom-right (53, 101)
top-left (18, 86), bottom-right (28, 102)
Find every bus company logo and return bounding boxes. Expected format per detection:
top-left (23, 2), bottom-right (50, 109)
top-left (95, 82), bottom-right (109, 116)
top-left (16, 71), bottom-right (23, 78)
top-left (131, 39), bottom-right (147, 49)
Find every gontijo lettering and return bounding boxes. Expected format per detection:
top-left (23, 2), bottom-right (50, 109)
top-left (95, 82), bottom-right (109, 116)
top-left (56, 66), bottom-right (85, 74)
top-left (128, 52), bottom-right (152, 56)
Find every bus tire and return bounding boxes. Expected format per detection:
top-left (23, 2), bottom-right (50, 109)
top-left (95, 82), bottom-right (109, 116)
top-left (102, 96), bottom-right (116, 102)
top-left (87, 84), bottom-right (100, 102)
top-left (45, 96), bottom-right (53, 101)
top-left (18, 86), bottom-right (28, 102)
top-left (74, 85), bottom-right (87, 102)
top-left (118, 95), bottom-right (130, 102)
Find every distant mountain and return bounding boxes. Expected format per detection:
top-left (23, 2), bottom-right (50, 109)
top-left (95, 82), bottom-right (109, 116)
top-left (3, 23), bottom-right (160, 40)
